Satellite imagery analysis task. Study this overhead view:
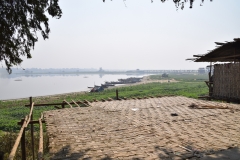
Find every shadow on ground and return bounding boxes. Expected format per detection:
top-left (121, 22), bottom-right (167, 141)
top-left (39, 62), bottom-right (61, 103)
top-left (201, 147), bottom-right (240, 160)
top-left (50, 144), bottom-right (240, 160)
top-left (50, 145), bottom-right (113, 160)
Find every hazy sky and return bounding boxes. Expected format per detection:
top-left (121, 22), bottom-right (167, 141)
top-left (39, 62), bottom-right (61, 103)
top-left (20, 0), bottom-right (240, 70)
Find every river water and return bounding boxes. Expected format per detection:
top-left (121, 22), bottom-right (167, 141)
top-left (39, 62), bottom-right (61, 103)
top-left (0, 73), bottom-right (150, 100)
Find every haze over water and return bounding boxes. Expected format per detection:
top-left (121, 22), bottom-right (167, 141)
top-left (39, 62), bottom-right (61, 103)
top-left (0, 74), bottom-right (147, 100)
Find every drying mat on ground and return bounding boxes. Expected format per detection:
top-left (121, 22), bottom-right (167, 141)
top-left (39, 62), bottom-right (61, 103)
top-left (44, 96), bottom-right (240, 159)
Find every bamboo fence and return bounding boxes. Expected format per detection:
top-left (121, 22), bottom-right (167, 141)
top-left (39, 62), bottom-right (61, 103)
top-left (213, 63), bottom-right (240, 100)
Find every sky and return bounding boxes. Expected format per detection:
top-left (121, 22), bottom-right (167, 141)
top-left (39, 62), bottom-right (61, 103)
top-left (19, 0), bottom-right (240, 70)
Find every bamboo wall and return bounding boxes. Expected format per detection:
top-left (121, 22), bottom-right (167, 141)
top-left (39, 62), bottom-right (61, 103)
top-left (213, 63), bottom-right (240, 100)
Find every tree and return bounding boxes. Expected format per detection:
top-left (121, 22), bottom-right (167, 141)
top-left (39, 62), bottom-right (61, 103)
top-left (0, 0), bottom-right (62, 73)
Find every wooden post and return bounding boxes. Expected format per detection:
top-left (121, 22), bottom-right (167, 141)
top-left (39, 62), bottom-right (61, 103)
top-left (30, 97), bottom-right (35, 160)
top-left (116, 89), bottom-right (119, 100)
top-left (20, 119), bottom-right (26, 160)
top-left (8, 117), bottom-right (27, 160)
top-left (0, 151), bottom-right (4, 160)
top-left (62, 102), bottom-right (65, 108)
top-left (38, 114), bottom-right (43, 160)
top-left (208, 62), bottom-right (212, 100)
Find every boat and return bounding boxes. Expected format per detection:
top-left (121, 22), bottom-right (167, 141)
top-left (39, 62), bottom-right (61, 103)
top-left (118, 77), bottom-right (142, 83)
top-left (103, 83), bottom-right (115, 86)
top-left (105, 81), bottom-right (122, 85)
top-left (89, 85), bottom-right (104, 92)
top-left (101, 84), bottom-right (109, 88)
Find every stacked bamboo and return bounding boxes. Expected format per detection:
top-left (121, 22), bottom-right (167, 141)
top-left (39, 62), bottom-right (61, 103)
top-left (213, 63), bottom-right (240, 100)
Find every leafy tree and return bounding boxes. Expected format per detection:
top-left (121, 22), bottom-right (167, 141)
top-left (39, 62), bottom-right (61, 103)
top-left (0, 0), bottom-right (62, 73)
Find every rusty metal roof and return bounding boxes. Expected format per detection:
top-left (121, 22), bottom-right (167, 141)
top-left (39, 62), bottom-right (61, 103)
top-left (187, 38), bottom-right (240, 62)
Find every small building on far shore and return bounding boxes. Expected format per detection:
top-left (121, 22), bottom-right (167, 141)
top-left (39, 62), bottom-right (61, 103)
top-left (198, 68), bottom-right (206, 74)
top-left (162, 73), bottom-right (168, 78)
top-left (187, 38), bottom-right (240, 103)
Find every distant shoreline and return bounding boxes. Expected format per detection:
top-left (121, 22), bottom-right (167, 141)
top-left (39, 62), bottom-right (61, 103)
top-left (1, 75), bottom-right (176, 102)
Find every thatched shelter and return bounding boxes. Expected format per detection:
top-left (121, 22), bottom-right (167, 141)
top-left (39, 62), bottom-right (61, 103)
top-left (187, 38), bottom-right (240, 102)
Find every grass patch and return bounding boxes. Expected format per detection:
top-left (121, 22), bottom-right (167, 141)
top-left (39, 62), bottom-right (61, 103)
top-left (0, 131), bottom-right (49, 160)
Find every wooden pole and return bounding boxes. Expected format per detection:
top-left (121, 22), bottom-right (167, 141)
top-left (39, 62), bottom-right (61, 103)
top-left (116, 89), bottom-right (119, 100)
top-left (30, 97), bottom-right (35, 160)
top-left (0, 151), bottom-right (4, 160)
top-left (38, 114), bottom-right (43, 160)
top-left (21, 124), bottom-right (26, 160)
top-left (8, 117), bottom-right (27, 160)
top-left (25, 101), bottom-right (90, 107)
top-left (209, 62), bottom-right (212, 100)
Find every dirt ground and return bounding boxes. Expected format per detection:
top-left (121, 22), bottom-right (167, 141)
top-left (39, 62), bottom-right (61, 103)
top-left (44, 96), bottom-right (240, 160)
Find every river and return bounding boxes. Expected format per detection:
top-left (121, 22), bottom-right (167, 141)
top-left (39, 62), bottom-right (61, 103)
top-left (0, 73), bottom-right (151, 100)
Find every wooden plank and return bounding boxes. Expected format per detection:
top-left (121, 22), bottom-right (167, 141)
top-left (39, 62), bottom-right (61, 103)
top-left (83, 100), bottom-right (90, 104)
top-left (197, 54), bottom-right (240, 62)
top-left (26, 102), bottom-right (64, 107)
top-left (76, 100), bottom-right (89, 107)
top-left (83, 100), bottom-right (91, 107)
top-left (63, 100), bottom-right (72, 108)
top-left (25, 101), bottom-right (83, 107)
top-left (93, 99), bottom-right (98, 102)
top-left (215, 42), bottom-right (225, 45)
top-left (193, 55), bottom-right (203, 57)
top-left (26, 102), bottom-right (35, 126)
top-left (8, 116), bottom-right (28, 160)
top-left (54, 106), bottom-right (61, 109)
top-left (18, 120), bottom-right (45, 125)
top-left (178, 145), bottom-right (192, 152)
top-left (71, 99), bottom-right (80, 107)
top-left (108, 97), bottom-right (113, 101)
top-left (25, 100), bottom-right (92, 108)
top-left (38, 114), bottom-right (43, 160)
top-left (25, 102), bottom-right (67, 107)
